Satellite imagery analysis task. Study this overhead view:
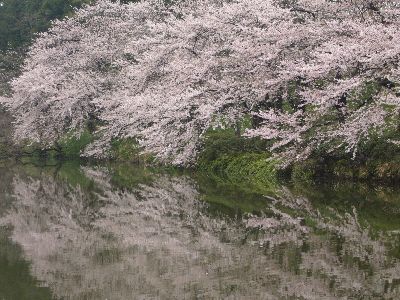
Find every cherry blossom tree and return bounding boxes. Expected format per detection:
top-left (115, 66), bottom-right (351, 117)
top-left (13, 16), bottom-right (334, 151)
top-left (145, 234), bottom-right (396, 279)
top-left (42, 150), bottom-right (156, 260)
top-left (246, 0), bottom-right (400, 163)
top-left (2, 0), bottom-right (400, 165)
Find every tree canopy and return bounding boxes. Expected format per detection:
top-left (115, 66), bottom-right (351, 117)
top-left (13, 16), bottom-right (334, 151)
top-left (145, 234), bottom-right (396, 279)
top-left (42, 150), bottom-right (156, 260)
top-left (2, 0), bottom-right (400, 166)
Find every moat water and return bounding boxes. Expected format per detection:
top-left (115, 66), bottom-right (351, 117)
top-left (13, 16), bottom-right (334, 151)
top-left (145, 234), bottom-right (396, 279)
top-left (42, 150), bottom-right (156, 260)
top-left (0, 161), bottom-right (399, 299)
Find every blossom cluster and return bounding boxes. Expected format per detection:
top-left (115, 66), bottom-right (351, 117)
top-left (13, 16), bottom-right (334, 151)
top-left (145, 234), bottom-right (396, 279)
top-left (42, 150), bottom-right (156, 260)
top-left (3, 0), bottom-right (400, 165)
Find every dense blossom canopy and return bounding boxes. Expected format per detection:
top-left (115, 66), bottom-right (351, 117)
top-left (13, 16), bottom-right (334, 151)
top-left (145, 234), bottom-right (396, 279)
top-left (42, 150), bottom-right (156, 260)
top-left (2, 0), bottom-right (400, 165)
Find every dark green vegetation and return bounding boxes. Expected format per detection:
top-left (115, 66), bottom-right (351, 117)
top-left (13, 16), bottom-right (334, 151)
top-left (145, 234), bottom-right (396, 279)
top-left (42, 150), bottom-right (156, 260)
top-left (0, 0), bottom-right (92, 50)
top-left (0, 0), bottom-right (158, 51)
top-left (288, 133), bottom-right (400, 183)
top-left (0, 106), bottom-right (14, 160)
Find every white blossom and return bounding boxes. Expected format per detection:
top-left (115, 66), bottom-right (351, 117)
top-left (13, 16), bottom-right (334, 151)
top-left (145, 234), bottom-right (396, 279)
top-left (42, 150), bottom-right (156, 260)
top-left (3, 0), bottom-right (400, 165)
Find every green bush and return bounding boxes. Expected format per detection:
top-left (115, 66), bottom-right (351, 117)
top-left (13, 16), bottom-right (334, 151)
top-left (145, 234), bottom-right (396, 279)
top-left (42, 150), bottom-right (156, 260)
top-left (110, 138), bottom-right (155, 164)
top-left (58, 130), bottom-right (94, 159)
top-left (291, 159), bottom-right (320, 182)
top-left (198, 126), bottom-right (270, 164)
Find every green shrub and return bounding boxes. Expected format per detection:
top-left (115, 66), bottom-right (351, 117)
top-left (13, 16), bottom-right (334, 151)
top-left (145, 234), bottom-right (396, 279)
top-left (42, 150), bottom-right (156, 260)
top-left (58, 130), bottom-right (94, 158)
top-left (291, 159), bottom-right (320, 182)
top-left (110, 138), bottom-right (156, 164)
top-left (110, 138), bottom-right (140, 161)
top-left (198, 126), bottom-right (270, 164)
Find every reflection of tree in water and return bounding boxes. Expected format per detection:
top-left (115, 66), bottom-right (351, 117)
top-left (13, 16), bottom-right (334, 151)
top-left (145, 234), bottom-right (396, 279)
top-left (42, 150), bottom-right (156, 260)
top-left (1, 166), bottom-right (400, 299)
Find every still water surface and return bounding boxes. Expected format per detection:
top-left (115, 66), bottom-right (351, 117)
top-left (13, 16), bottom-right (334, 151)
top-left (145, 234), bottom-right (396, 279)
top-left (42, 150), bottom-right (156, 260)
top-left (0, 161), bottom-right (399, 299)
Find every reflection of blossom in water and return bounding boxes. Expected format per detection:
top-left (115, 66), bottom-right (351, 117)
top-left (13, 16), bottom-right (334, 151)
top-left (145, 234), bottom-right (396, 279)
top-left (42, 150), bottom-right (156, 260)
top-left (246, 189), bottom-right (400, 299)
top-left (0, 166), bottom-right (399, 299)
